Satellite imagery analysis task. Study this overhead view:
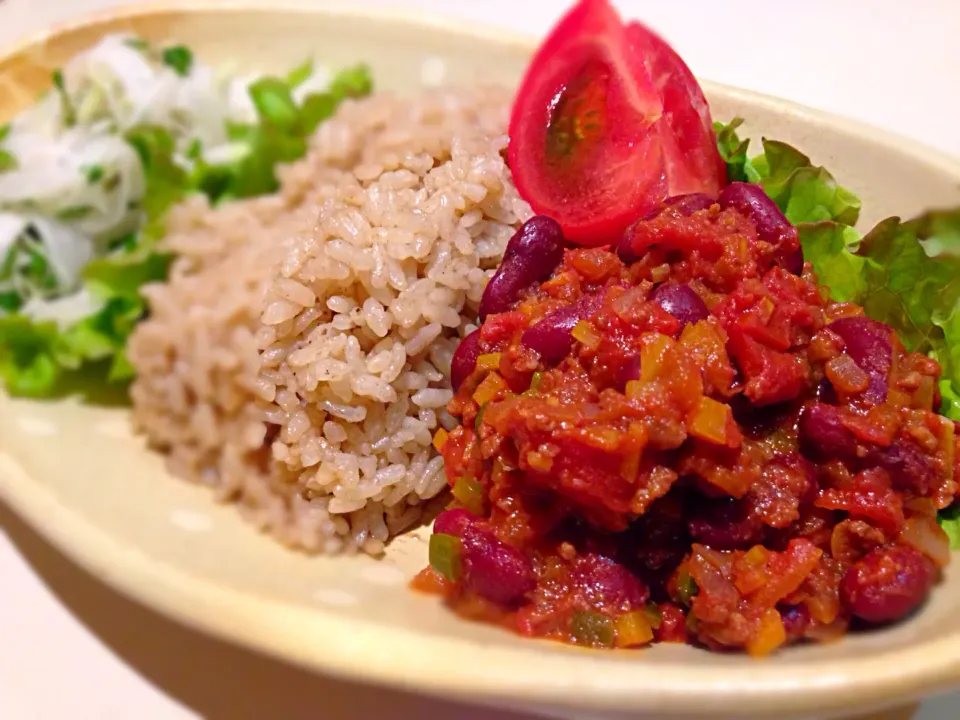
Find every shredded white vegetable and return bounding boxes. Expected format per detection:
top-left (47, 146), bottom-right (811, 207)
top-left (18, 287), bottom-right (104, 329)
top-left (0, 212), bottom-right (95, 303)
top-left (0, 127), bottom-right (144, 244)
top-left (0, 33), bottom-right (332, 319)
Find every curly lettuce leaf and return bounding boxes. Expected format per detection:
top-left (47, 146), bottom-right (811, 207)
top-left (193, 63), bottom-right (373, 202)
top-left (0, 247), bottom-right (170, 395)
top-left (714, 118), bottom-right (758, 183)
top-left (0, 314), bottom-right (75, 396)
top-left (714, 119), bottom-right (862, 226)
top-left (940, 505), bottom-right (960, 549)
top-left (716, 119), bottom-right (960, 528)
top-left (124, 125), bottom-right (190, 244)
top-left (801, 209), bottom-right (960, 421)
top-left (0, 124), bottom-right (180, 397)
top-left (0, 61), bottom-right (373, 399)
top-left (797, 222), bottom-right (866, 302)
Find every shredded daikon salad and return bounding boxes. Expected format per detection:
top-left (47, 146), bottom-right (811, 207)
top-left (0, 35), bottom-right (372, 396)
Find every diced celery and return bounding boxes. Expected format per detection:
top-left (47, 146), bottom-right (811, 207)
top-left (676, 570), bottom-right (699, 605)
top-left (474, 403), bottom-right (487, 432)
top-left (643, 602), bottom-right (663, 630)
top-left (452, 476), bottom-right (484, 515)
top-left (570, 611), bottom-right (614, 647)
top-left (428, 533), bottom-right (462, 582)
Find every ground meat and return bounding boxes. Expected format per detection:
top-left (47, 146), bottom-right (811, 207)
top-left (417, 205), bottom-right (956, 655)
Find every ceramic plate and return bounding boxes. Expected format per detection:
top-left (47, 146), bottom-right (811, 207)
top-left (1, 3), bottom-right (959, 718)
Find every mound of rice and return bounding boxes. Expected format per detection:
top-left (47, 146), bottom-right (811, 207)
top-left (129, 87), bottom-right (531, 555)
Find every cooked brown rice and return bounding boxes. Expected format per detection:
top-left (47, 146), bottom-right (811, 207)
top-left (129, 87), bottom-right (531, 555)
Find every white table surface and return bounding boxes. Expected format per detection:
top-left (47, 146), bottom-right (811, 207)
top-left (1, 1), bottom-right (958, 719)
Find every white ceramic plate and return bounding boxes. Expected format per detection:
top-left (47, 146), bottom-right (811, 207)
top-left (2, 3), bottom-right (960, 718)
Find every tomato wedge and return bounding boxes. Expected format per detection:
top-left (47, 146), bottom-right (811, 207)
top-left (508, 0), bottom-right (727, 246)
top-left (626, 21), bottom-right (726, 198)
top-left (508, 0), bottom-right (666, 246)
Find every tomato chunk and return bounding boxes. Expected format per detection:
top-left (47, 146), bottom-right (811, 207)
top-left (727, 328), bottom-right (809, 406)
top-left (625, 21), bottom-right (726, 198)
top-left (509, 1), bottom-right (727, 247)
top-left (509, 0), bottom-right (665, 246)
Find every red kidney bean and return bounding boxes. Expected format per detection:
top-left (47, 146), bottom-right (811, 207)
top-left (459, 526), bottom-right (536, 607)
top-left (718, 182), bottom-right (803, 274)
top-left (617, 193), bottom-right (715, 264)
top-left (840, 544), bottom-right (936, 624)
top-left (655, 603), bottom-right (689, 643)
top-left (433, 508), bottom-right (535, 607)
top-left (660, 193), bottom-right (716, 217)
top-left (718, 182), bottom-right (796, 245)
top-left (816, 377), bottom-right (839, 404)
top-left (479, 215), bottom-right (566, 320)
top-left (433, 507), bottom-right (481, 537)
top-left (778, 603), bottom-right (811, 643)
top-left (520, 292), bottom-right (603, 364)
top-left (650, 282), bottom-right (709, 330)
top-left (617, 355), bottom-right (642, 390)
top-left (797, 403), bottom-right (858, 462)
top-left (826, 317), bottom-right (893, 404)
top-left (450, 329), bottom-right (481, 392)
top-left (779, 245), bottom-right (804, 275)
top-left (869, 440), bottom-right (938, 495)
top-left (729, 394), bottom-right (794, 434)
top-left (687, 498), bottom-right (763, 550)
top-left (571, 553), bottom-right (650, 608)
top-left (629, 493), bottom-right (690, 571)
top-left (790, 454), bottom-right (820, 507)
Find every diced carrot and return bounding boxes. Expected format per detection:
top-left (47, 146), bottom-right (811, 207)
top-left (625, 380), bottom-right (644, 400)
top-left (679, 319), bottom-right (736, 396)
top-left (620, 422), bottom-right (646, 480)
top-left (614, 610), bottom-right (654, 647)
top-left (911, 375), bottom-right (936, 410)
top-left (826, 354), bottom-right (870, 394)
top-left (579, 427), bottom-right (622, 451)
top-left (734, 545), bottom-right (769, 595)
top-left (472, 372), bottom-right (508, 406)
top-left (806, 593), bottom-right (841, 626)
top-left (746, 608), bottom-right (786, 657)
top-left (410, 566), bottom-right (451, 595)
top-left (750, 539), bottom-right (822, 609)
top-left (527, 450), bottom-right (554, 472)
top-left (432, 427), bottom-right (449, 452)
top-left (650, 263), bottom-right (670, 282)
top-left (687, 396), bottom-right (742, 449)
top-left (621, 451), bottom-right (641, 482)
top-left (940, 416), bottom-right (956, 484)
top-left (807, 328), bottom-right (844, 364)
top-left (572, 320), bottom-right (602, 350)
top-left (640, 333), bottom-right (674, 381)
top-left (476, 352), bottom-right (502, 372)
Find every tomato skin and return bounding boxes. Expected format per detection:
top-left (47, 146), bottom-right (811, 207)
top-left (626, 21), bottom-right (727, 197)
top-left (508, 1), bottom-right (727, 248)
top-left (508, 0), bottom-right (666, 247)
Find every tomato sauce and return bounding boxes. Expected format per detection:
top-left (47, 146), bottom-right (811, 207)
top-left (417, 201), bottom-right (957, 655)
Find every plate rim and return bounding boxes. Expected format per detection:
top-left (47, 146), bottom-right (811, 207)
top-left (1, 1), bottom-right (960, 716)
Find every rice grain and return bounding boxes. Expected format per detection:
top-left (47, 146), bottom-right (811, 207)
top-left (129, 86), bottom-right (530, 554)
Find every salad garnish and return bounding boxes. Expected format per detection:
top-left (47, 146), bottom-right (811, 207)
top-left (714, 119), bottom-right (960, 544)
top-left (0, 35), bottom-right (372, 396)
